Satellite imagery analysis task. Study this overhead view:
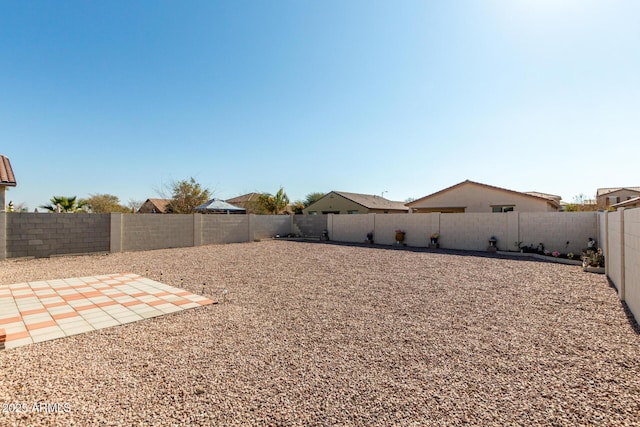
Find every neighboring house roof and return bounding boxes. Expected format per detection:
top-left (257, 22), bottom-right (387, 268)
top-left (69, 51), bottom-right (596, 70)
top-left (524, 191), bottom-right (561, 202)
top-left (226, 192), bottom-right (261, 204)
top-left (406, 180), bottom-right (561, 210)
top-left (0, 155), bottom-right (17, 187)
top-left (138, 198), bottom-right (171, 213)
top-left (611, 197), bottom-right (640, 209)
top-left (328, 191), bottom-right (409, 211)
top-left (597, 187), bottom-right (640, 197)
top-left (226, 192), bottom-right (264, 213)
top-left (195, 198), bottom-right (246, 213)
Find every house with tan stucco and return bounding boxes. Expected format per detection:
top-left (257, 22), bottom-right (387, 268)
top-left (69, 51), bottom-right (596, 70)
top-left (611, 197), bottom-right (640, 210)
top-left (406, 180), bottom-right (561, 213)
top-left (596, 187), bottom-right (640, 210)
top-left (302, 191), bottom-right (409, 215)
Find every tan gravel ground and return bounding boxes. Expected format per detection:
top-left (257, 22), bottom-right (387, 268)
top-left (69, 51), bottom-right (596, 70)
top-left (1, 240), bottom-right (639, 426)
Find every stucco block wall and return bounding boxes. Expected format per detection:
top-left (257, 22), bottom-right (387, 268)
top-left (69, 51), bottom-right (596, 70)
top-left (122, 214), bottom-right (194, 251)
top-left (5, 213), bottom-right (110, 258)
top-left (254, 215), bottom-right (290, 239)
top-left (606, 211), bottom-right (623, 290)
top-left (201, 215), bottom-right (249, 244)
top-left (519, 212), bottom-right (597, 255)
top-left (623, 208), bottom-right (640, 319)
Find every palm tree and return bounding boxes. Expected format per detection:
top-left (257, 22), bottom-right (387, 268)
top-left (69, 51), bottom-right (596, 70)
top-left (257, 187), bottom-right (290, 214)
top-left (40, 196), bottom-right (87, 213)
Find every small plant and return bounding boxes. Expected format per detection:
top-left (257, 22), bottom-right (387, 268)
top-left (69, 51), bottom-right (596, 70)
top-left (567, 252), bottom-right (575, 259)
top-left (582, 248), bottom-right (605, 268)
top-left (366, 231), bottom-right (374, 243)
top-left (552, 251), bottom-right (560, 257)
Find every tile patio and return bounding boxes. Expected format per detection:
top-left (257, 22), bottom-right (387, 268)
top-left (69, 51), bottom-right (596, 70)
top-left (0, 273), bottom-right (215, 350)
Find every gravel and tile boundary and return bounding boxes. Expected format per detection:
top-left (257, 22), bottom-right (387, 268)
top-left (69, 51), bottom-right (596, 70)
top-left (1, 240), bottom-right (639, 426)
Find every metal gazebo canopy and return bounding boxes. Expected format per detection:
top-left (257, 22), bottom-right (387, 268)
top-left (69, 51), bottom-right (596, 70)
top-left (194, 198), bottom-right (246, 214)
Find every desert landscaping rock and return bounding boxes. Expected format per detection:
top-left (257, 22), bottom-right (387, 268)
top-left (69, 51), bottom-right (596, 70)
top-left (1, 241), bottom-right (639, 426)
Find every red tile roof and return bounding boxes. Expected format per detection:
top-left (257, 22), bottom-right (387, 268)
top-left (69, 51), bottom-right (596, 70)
top-left (0, 155), bottom-right (17, 186)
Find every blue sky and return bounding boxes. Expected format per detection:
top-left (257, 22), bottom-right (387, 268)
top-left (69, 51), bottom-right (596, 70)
top-left (1, 0), bottom-right (638, 210)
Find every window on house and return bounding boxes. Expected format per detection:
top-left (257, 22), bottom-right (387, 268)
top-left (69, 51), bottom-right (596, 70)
top-left (492, 206), bottom-right (514, 213)
top-left (347, 210), bottom-right (359, 214)
top-left (309, 211), bottom-right (317, 215)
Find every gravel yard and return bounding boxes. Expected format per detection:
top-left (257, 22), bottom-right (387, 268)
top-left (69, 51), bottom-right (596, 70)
top-left (1, 240), bottom-right (639, 426)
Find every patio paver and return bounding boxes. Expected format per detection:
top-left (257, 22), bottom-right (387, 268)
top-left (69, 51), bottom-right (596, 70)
top-left (0, 273), bottom-right (215, 350)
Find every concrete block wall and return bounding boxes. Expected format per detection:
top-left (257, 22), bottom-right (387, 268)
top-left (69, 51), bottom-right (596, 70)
top-left (0, 213), bottom-right (6, 259)
top-left (598, 211), bottom-right (608, 258)
top-left (292, 215), bottom-right (327, 237)
top-left (440, 213), bottom-right (507, 251)
top-left (600, 208), bottom-right (640, 324)
top-left (201, 215), bottom-right (250, 245)
top-left (254, 215), bottom-right (290, 239)
top-left (519, 212), bottom-right (597, 255)
top-left (5, 213), bottom-right (110, 258)
top-left (329, 214), bottom-right (370, 243)
top-left (624, 208), bottom-right (640, 320)
top-left (121, 214), bottom-right (194, 252)
top-left (0, 213), bottom-right (303, 259)
top-left (606, 211), bottom-right (623, 290)
top-left (329, 212), bottom-right (598, 253)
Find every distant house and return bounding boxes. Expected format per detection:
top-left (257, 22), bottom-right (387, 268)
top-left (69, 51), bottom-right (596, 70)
top-left (611, 196), bottom-right (640, 210)
top-left (302, 191), bottom-right (409, 215)
top-left (0, 155), bottom-right (17, 212)
top-left (225, 193), bottom-right (262, 214)
top-left (596, 187), bottom-right (640, 210)
top-left (138, 198), bottom-right (171, 214)
top-left (406, 180), bottom-right (561, 213)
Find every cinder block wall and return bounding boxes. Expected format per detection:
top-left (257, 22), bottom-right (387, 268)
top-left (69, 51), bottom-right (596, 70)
top-left (0, 213), bottom-right (6, 259)
top-left (5, 213), bottom-right (110, 258)
top-left (122, 214), bottom-right (194, 251)
top-left (330, 214), bottom-right (370, 243)
top-left (329, 212), bottom-right (598, 253)
top-left (440, 213), bottom-right (507, 251)
top-left (254, 215), bottom-right (290, 239)
top-left (370, 213), bottom-right (427, 246)
top-left (606, 211), bottom-right (623, 289)
top-left (520, 212), bottom-right (597, 255)
top-left (292, 215), bottom-right (327, 237)
top-left (624, 208), bottom-right (640, 321)
top-left (201, 215), bottom-right (249, 244)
